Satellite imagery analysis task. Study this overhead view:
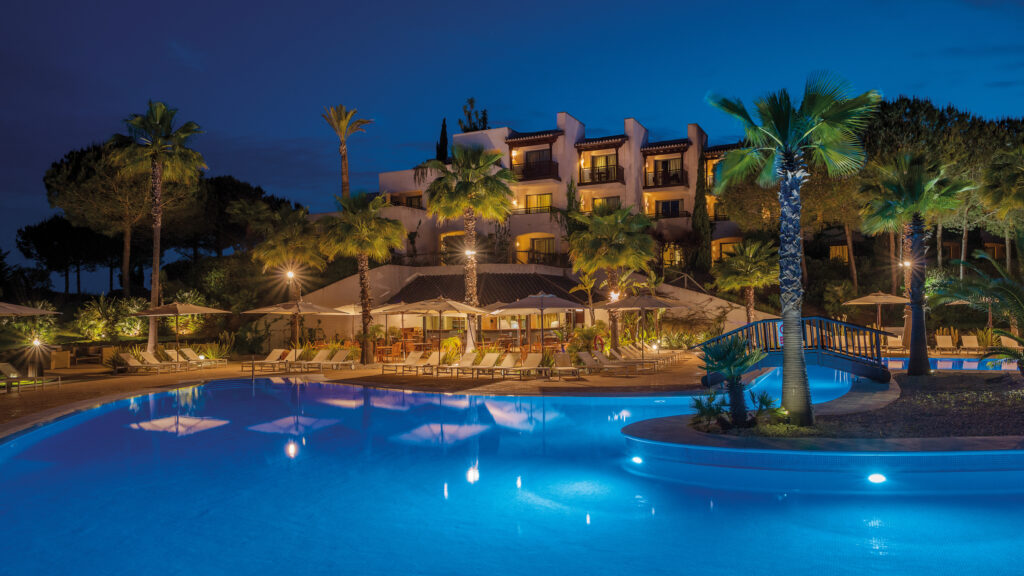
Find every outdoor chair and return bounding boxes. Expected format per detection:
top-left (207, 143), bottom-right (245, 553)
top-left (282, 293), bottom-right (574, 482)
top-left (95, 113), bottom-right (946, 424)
top-left (487, 354), bottom-right (518, 378)
top-left (289, 349), bottom-right (332, 372)
top-left (438, 352), bottom-right (477, 377)
top-left (141, 351), bottom-right (185, 372)
top-left (1000, 336), bottom-right (1023, 351)
top-left (328, 349), bottom-right (357, 370)
top-left (550, 353), bottom-right (582, 380)
top-left (1, 362), bottom-right (56, 392)
top-left (381, 350), bottom-right (423, 374)
top-left (182, 347), bottom-right (227, 367)
top-left (960, 335), bottom-right (985, 355)
top-left (119, 352), bottom-right (171, 374)
top-left (934, 335), bottom-right (958, 354)
top-left (884, 335), bottom-right (906, 354)
top-left (501, 353), bottom-right (546, 380)
top-left (413, 351), bottom-right (442, 375)
top-left (166, 349), bottom-right (203, 370)
top-left (462, 352), bottom-right (500, 378)
top-left (622, 345), bottom-right (670, 367)
top-left (242, 349), bottom-right (286, 371)
top-left (606, 349), bottom-right (657, 373)
top-left (577, 351), bottom-right (633, 376)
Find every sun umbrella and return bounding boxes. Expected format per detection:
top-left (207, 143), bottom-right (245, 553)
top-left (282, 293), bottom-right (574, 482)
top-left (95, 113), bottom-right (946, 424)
top-left (490, 293), bottom-right (582, 352)
top-left (0, 302), bottom-right (60, 316)
top-left (135, 302), bottom-right (231, 351)
top-left (370, 301), bottom-right (409, 355)
top-left (386, 298), bottom-right (487, 363)
top-left (597, 293), bottom-right (678, 362)
top-left (842, 292), bottom-right (909, 329)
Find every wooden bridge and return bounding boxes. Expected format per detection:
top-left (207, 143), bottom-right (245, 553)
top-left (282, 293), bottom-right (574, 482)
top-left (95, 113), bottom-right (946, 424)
top-left (697, 316), bottom-right (892, 385)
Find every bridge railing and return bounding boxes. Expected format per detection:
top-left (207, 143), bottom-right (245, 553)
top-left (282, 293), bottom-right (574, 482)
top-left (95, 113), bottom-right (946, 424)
top-left (696, 316), bottom-right (892, 368)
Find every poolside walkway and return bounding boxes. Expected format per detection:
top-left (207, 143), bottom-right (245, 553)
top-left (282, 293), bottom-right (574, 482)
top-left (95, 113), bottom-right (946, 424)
top-left (0, 354), bottom-right (705, 439)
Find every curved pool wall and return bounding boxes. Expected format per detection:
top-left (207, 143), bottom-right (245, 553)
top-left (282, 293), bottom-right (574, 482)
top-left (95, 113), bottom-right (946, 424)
top-left (623, 435), bottom-right (1024, 496)
top-left (2, 374), bottom-right (1022, 575)
top-left (886, 357), bottom-right (1019, 371)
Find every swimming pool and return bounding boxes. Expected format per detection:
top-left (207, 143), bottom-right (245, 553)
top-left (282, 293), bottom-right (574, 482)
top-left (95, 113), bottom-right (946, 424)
top-left (1, 372), bottom-right (1019, 575)
top-left (887, 357), bottom-right (1019, 371)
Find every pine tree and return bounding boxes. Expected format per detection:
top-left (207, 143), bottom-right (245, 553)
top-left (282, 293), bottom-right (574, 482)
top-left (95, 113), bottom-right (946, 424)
top-left (435, 118), bottom-right (448, 162)
top-left (692, 157), bottom-right (713, 272)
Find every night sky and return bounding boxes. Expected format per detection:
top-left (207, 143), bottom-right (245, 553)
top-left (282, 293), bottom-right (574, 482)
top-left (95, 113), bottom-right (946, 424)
top-left (2, 0), bottom-right (1023, 288)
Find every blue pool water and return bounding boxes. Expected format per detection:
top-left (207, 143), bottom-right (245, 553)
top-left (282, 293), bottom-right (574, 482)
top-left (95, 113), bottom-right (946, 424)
top-left (887, 357), bottom-right (1019, 371)
top-left (1, 371), bottom-right (1020, 575)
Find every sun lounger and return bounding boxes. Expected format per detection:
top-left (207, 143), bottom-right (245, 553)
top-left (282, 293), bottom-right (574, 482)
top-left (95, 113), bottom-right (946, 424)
top-left (885, 335), bottom-right (905, 354)
top-left (485, 354), bottom-right (517, 379)
top-left (609, 348), bottom-right (659, 372)
top-left (438, 352), bottom-right (477, 377)
top-left (501, 353), bottom-right (546, 380)
top-left (120, 352), bottom-right (172, 374)
top-left (577, 351), bottom-right (634, 375)
top-left (141, 351), bottom-right (185, 372)
top-left (621, 345), bottom-right (669, 367)
top-left (460, 352), bottom-right (500, 378)
top-left (550, 353), bottom-right (582, 380)
top-left (1000, 336), bottom-right (1023, 350)
top-left (413, 351), bottom-right (441, 375)
top-left (242, 349), bottom-right (286, 371)
top-left (166, 349), bottom-right (203, 370)
top-left (289, 349), bottom-right (332, 372)
top-left (382, 350), bottom-right (423, 374)
top-left (0, 362), bottom-right (57, 392)
top-left (934, 334), bottom-right (958, 354)
top-left (960, 335), bottom-right (984, 355)
top-left (327, 349), bottom-right (357, 370)
top-left (182, 347), bottom-right (227, 367)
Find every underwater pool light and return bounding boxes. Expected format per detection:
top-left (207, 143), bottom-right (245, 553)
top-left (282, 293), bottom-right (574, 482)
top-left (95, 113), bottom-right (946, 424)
top-left (868, 473), bottom-right (887, 484)
top-left (631, 456), bottom-right (643, 464)
top-left (285, 441), bottom-right (298, 459)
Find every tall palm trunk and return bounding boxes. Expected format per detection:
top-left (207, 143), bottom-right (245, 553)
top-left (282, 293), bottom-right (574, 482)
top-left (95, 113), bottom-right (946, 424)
top-left (147, 158), bottom-right (163, 353)
top-left (902, 224), bottom-right (912, 296)
top-left (844, 223), bottom-right (858, 294)
top-left (936, 221), bottom-right (943, 269)
top-left (778, 156), bottom-right (812, 426)
top-left (122, 226), bottom-right (132, 297)
top-left (744, 286), bottom-right (755, 324)
top-left (889, 231), bottom-right (898, 294)
top-left (1006, 228), bottom-right (1013, 276)
top-left (340, 144), bottom-right (350, 200)
top-left (358, 253), bottom-right (373, 364)
top-left (463, 208), bottom-right (478, 306)
top-left (960, 211), bottom-right (969, 279)
top-left (907, 213), bottom-right (929, 375)
top-left (607, 269), bottom-right (621, 352)
top-left (726, 377), bottom-right (750, 427)
top-left (288, 281), bottom-right (300, 345)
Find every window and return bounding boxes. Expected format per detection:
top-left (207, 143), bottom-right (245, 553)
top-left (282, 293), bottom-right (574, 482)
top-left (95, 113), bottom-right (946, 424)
top-left (829, 245), bottom-right (849, 263)
top-left (713, 240), bottom-right (741, 263)
top-left (402, 195), bottom-right (422, 208)
top-left (649, 157), bottom-right (682, 187)
top-left (592, 196), bottom-right (621, 211)
top-left (525, 193), bottom-right (552, 213)
top-left (655, 199), bottom-right (681, 218)
top-left (589, 153), bottom-right (618, 182)
top-left (531, 237), bottom-right (555, 253)
top-left (524, 149), bottom-right (550, 164)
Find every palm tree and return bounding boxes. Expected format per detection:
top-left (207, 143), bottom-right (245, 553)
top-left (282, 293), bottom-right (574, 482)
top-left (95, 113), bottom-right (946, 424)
top-left (251, 205), bottom-right (326, 344)
top-left (708, 73), bottom-right (879, 426)
top-left (980, 146), bottom-right (1024, 275)
top-left (700, 336), bottom-right (767, 427)
top-left (322, 105), bottom-right (372, 200)
top-left (713, 240), bottom-right (780, 324)
top-left (320, 194), bottom-right (405, 364)
top-left (414, 145), bottom-right (516, 307)
top-left (568, 205), bottom-right (655, 351)
top-left (570, 270), bottom-right (598, 326)
top-left (933, 251), bottom-right (1024, 375)
top-left (862, 154), bottom-right (970, 375)
top-left (119, 101), bottom-right (205, 352)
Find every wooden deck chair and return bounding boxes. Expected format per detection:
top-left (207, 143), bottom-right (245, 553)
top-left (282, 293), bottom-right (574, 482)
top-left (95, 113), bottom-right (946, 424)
top-left (381, 350), bottom-right (422, 374)
top-left (242, 349), bottom-right (286, 371)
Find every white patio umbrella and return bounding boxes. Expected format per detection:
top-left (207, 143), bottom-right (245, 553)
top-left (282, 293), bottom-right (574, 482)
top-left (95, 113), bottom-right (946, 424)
top-left (490, 293), bottom-right (582, 352)
top-left (0, 302), bottom-right (59, 316)
top-left (842, 292), bottom-right (909, 329)
top-left (597, 293), bottom-right (678, 362)
top-left (243, 300), bottom-right (351, 345)
top-left (387, 298), bottom-right (487, 365)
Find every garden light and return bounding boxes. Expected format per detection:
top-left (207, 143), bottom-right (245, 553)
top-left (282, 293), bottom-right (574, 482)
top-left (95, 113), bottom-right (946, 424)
top-left (464, 249), bottom-right (476, 256)
top-left (286, 270), bottom-right (295, 279)
top-left (32, 338), bottom-right (41, 347)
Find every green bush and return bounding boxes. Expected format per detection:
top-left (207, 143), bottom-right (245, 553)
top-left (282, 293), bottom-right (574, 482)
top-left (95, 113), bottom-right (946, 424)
top-left (163, 289), bottom-right (209, 336)
top-left (75, 295), bottom-right (148, 341)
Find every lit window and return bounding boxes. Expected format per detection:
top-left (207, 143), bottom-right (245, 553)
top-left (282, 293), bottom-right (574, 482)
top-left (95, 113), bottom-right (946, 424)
top-left (829, 245), bottom-right (850, 263)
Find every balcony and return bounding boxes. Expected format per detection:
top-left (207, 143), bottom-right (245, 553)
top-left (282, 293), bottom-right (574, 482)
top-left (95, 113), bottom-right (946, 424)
top-left (394, 250), bottom-right (570, 267)
top-left (510, 205), bottom-right (552, 215)
top-left (644, 168), bottom-right (687, 188)
top-left (646, 209), bottom-right (692, 221)
top-left (512, 160), bottom-right (559, 182)
top-left (514, 250), bottom-right (570, 267)
top-left (579, 165), bottom-right (624, 185)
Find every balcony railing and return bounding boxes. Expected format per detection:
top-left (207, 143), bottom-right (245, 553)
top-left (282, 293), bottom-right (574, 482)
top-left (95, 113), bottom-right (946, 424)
top-left (579, 165), bottom-right (624, 185)
top-left (511, 205), bottom-right (552, 215)
top-left (646, 209), bottom-right (692, 221)
top-left (394, 250), bottom-right (570, 268)
top-left (644, 168), bottom-right (687, 188)
top-left (512, 160), bottom-right (559, 182)
top-left (514, 250), bottom-right (570, 267)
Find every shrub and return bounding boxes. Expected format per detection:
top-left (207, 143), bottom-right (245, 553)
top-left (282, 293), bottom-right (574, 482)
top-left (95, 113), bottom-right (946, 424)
top-left (690, 392), bottom-right (726, 431)
top-left (2, 299), bottom-right (58, 343)
top-left (75, 295), bottom-right (148, 341)
top-left (163, 289), bottom-right (209, 336)
top-left (200, 331), bottom-right (235, 360)
top-left (440, 336), bottom-right (462, 364)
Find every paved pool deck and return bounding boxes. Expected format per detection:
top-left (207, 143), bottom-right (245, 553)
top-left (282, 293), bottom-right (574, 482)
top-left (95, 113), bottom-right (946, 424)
top-left (0, 354), bottom-right (705, 439)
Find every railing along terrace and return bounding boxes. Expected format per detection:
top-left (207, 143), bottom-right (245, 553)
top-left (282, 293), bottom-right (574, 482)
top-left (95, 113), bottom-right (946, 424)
top-left (512, 160), bottom-right (559, 181)
top-left (579, 165), bottom-right (624, 185)
top-left (697, 316), bottom-right (889, 367)
top-left (646, 209), bottom-right (692, 221)
top-left (510, 205), bottom-right (552, 215)
top-left (644, 168), bottom-right (687, 188)
top-left (394, 250), bottom-right (569, 267)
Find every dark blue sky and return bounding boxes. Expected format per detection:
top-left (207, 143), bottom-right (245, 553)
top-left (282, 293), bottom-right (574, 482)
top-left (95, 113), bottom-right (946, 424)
top-left (2, 0), bottom-right (1023, 283)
